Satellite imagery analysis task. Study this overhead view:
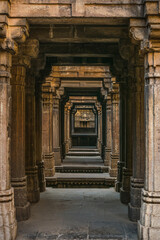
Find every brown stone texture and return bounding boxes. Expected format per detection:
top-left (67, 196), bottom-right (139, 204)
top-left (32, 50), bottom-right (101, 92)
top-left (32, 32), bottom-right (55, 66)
top-left (53, 97), bottom-right (62, 166)
top-left (128, 55), bottom-right (145, 222)
top-left (42, 81), bottom-right (55, 177)
top-left (104, 95), bottom-right (112, 167)
top-left (0, 49), bottom-right (17, 240)
top-left (25, 71), bottom-right (40, 203)
top-left (115, 84), bottom-right (126, 192)
top-left (138, 50), bottom-right (160, 240)
top-left (120, 81), bottom-right (133, 204)
top-left (11, 59), bottom-right (30, 221)
top-left (1, 1), bottom-right (160, 239)
top-left (110, 79), bottom-right (120, 177)
top-left (35, 82), bottom-right (46, 192)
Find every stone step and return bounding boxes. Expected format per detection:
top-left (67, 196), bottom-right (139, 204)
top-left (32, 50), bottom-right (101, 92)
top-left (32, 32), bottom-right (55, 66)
top-left (56, 165), bottom-right (108, 173)
top-left (67, 151), bottom-right (100, 156)
top-left (46, 173), bottom-right (115, 188)
top-left (63, 156), bottom-right (103, 164)
top-left (70, 148), bottom-right (99, 152)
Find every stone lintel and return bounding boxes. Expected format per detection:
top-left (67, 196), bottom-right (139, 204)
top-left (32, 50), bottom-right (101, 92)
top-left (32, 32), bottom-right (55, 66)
top-left (10, 1), bottom-right (143, 18)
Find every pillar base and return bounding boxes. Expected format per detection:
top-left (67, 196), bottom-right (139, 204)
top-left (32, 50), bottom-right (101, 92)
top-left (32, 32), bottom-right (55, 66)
top-left (37, 161), bottom-right (46, 192)
top-left (26, 166), bottom-right (40, 203)
top-left (0, 188), bottom-right (17, 240)
top-left (138, 189), bottom-right (160, 240)
top-left (44, 152), bottom-right (55, 177)
top-left (115, 181), bottom-right (121, 192)
top-left (128, 177), bottom-right (144, 222)
top-left (109, 153), bottom-right (119, 177)
top-left (109, 168), bottom-right (117, 177)
top-left (138, 222), bottom-right (160, 240)
top-left (104, 148), bottom-right (111, 167)
top-left (120, 187), bottom-right (130, 204)
top-left (11, 176), bottom-right (31, 221)
top-left (115, 161), bottom-right (124, 192)
top-left (54, 147), bottom-right (62, 166)
top-left (120, 167), bottom-right (132, 204)
top-left (16, 202), bottom-right (30, 222)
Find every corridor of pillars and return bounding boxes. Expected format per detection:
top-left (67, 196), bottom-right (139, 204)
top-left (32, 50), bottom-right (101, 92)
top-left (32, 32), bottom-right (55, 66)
top-left (1, 1), bottom-right (160, 239)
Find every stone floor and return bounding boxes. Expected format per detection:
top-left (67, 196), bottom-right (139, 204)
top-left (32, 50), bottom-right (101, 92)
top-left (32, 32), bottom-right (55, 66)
top-left (17, 188), bottom-right (138, 240)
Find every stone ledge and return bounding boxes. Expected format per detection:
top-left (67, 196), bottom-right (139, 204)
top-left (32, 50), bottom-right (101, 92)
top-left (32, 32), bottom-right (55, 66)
top-left (46, 176), bottom-right (115, 188)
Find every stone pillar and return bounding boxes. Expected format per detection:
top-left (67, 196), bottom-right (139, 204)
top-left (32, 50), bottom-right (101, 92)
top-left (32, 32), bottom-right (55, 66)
top-left (138, 50), bottom-right (160, 239)
top-left (66, 102), bottom-right (71, 152)
top-left (97, 104), bottom-right (102, 155)
top-left (115, 83), bottom-right (126, 192)
top-left (120, 80), bottom-right (133, 204)
top-left (104, 94), bottom-right (112, 167)
top-left (42, 82), bottom-right (55, 177)
top-left (10, 56), bottom-right (30, 221)
top-left (0, 43), bottom-right (17, 240)
top-left (110, 79), bottom-right (120, 177)
top-left (53, 96), bottom-right (61, 166)
top-left (35, 82), bottom-right (46, 192)
top-left (64, 103), bottom-right (68, 154)
top-left (128, 59), bottom-right (145, 221)
top-left (25, 70), bottom-right (40, 203)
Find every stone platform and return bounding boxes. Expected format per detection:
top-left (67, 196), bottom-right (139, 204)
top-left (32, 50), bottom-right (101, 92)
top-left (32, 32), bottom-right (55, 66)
top-left (46, 173), bottom-right (115, 188)
top-left (56, 164), bottom-right (108, 173)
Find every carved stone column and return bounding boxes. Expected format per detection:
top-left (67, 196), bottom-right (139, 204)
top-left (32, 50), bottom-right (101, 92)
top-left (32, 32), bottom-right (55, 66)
top-left (35, 82), bottom-right (46, 192)
top-left (65, 102), bottom-right (72, 153)
top-left (110, 79), bottom-right (120, 177)
top-left (25, 70), bottom-right (40, 203)
top-left (97, 104), bottom-right (102, 155)
top-left (128, 57), bottom-right (145, 221)
top-left (42, 82), bottom-right (55, 177)
top-left (120, 80), bottom-right (133, 204)
top-left (115, 82), bottom-right (126, 192)
top-left (64, 103), bottom-right (68, 154)
top-left (0, 41), bottom-right (17, 240)
top-left (53, 96), bottom-right (61, 166)
top-left (138, 48), bottom-right (160, 239)
top-left (104, 94), bottom-right (112, 167)
top-left (10, 55), bottom-right (30, 221)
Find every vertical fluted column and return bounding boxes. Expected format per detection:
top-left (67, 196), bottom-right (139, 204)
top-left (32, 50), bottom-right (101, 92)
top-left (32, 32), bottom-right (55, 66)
top-left (0, 46), bottom-right (17, 240)
top-left (115, 83), bottom-right (126, 192)
top-left (53, 96), bottom-right (61, 166)
top-left (110, 79), bottom-right (120, 177)
top-left (128, 59), bottom-right (145, 221)
top-left (138, 50), bottom-right (160, 239)
top-left (35, 82), bottom-right (46, 192)
top-left (10, 56), bottom-right (30, 221)
top-left (120, 80), bottom-right (133, 204)
top-left (25, 71), bottom-right (40, 203)
top-left (104, 94), bottom-right (112, 167)
top-left (42, 84), bottom-right (55, 177)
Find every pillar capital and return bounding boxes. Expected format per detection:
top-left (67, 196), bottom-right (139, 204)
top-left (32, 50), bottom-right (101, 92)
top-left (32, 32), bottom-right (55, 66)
top-left (8, 18), bottom-right (29, 43)
top-left (111, 78), bottom-right (120, 102)
top-left (0, 38), bottom-right (18, 55)
top-left (65, 101), bottom-right (73, 112)
top-left (12, 39), bottom-right (39, 69)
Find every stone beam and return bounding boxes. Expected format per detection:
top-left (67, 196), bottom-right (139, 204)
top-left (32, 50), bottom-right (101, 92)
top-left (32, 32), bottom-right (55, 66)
top-left (50, 66), bottom-right (110, 79)
top-left (40, 42), bottom-right (118, 56)
top-left (10, 0), bottom-right (143, 18)
top-left (29, 25), bottom-right (127, 43)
